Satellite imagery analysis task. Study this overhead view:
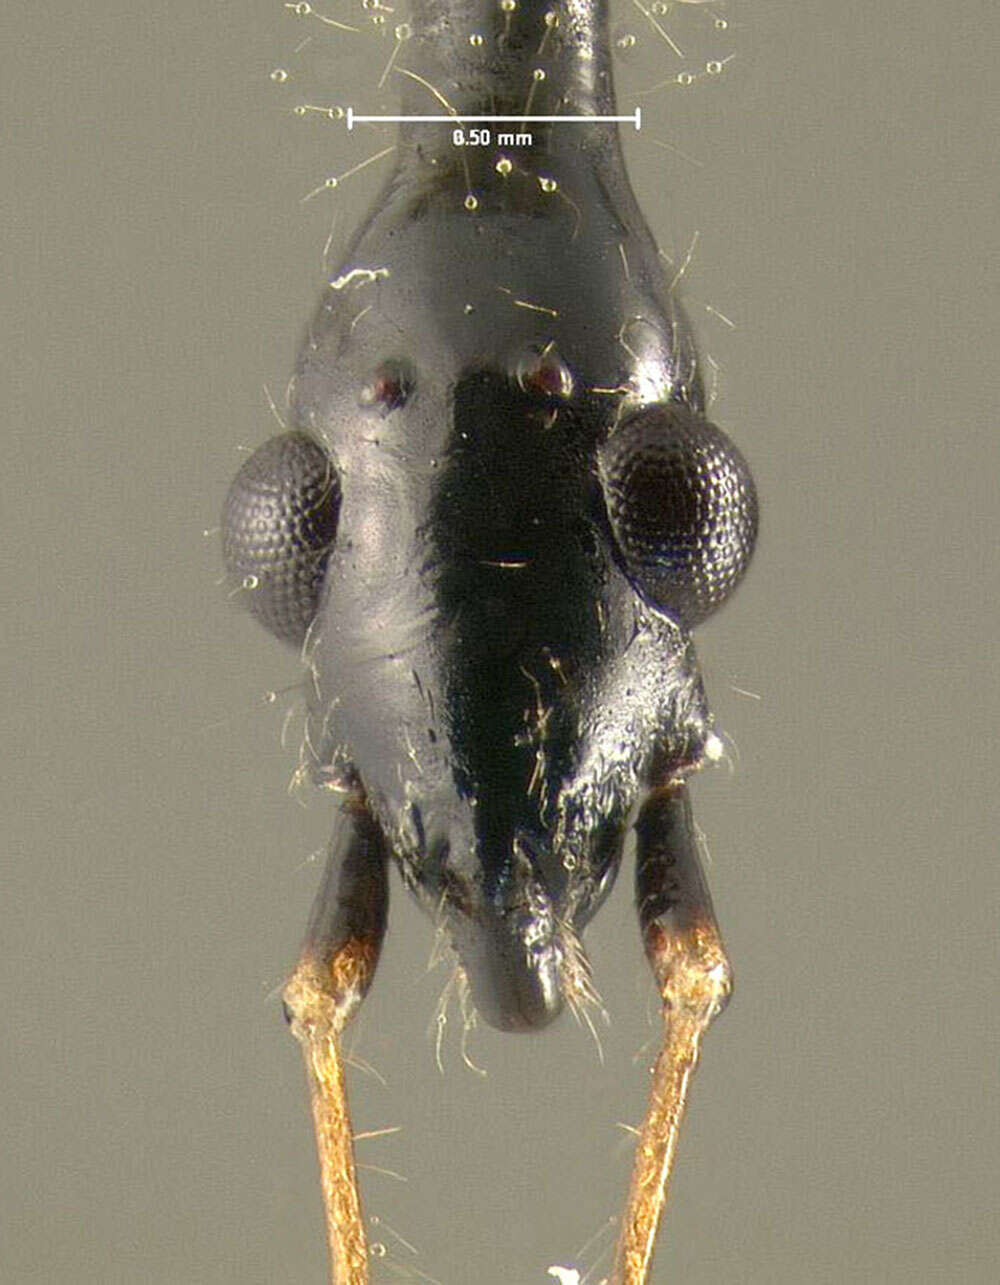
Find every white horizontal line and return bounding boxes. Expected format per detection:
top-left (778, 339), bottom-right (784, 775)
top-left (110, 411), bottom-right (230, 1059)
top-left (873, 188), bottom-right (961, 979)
top-left (346, 107), bottom-right (641, 131)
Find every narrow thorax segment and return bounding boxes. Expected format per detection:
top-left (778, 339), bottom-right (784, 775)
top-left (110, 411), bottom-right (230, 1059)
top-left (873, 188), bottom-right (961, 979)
top-left (396, 0), bottom-right (622, 176)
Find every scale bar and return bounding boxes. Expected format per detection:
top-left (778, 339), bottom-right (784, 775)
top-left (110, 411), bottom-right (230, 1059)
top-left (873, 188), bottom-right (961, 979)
top-left (346, 108), bottom-right (641, 131)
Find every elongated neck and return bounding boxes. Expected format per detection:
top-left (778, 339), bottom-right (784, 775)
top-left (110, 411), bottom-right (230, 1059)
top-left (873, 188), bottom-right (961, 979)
top-left (396, 0), bottom-right (617, 164)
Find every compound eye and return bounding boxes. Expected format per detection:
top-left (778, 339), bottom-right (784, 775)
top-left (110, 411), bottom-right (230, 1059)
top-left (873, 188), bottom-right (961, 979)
top-left (599, 403), bottom-right (758, 627)
top-left (222, 431), bottom-right (340, 647)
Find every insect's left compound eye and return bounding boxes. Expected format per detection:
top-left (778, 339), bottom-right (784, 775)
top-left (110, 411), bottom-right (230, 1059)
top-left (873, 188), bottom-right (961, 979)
top-left (599, 402), bottom-right (758, 628)
top-left (222, 431), bottom-right (340, 647)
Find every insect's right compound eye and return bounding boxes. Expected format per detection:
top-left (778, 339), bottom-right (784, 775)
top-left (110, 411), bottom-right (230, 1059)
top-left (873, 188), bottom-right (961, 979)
top-left (222, 431), bottom-right (340, 647)
top-left (599, 403), bottom-right (758, 628)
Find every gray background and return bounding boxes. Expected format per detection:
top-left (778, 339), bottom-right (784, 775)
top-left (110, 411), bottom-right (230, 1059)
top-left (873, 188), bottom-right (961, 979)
top-left (4, 1), bottom-right (998, 1282)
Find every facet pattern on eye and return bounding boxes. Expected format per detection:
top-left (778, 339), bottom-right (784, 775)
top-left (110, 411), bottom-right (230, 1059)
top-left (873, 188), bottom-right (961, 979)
top-left (600, 402), bottom-right (757, 627)
top-left (222, 431), bottom-right (340, 647)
